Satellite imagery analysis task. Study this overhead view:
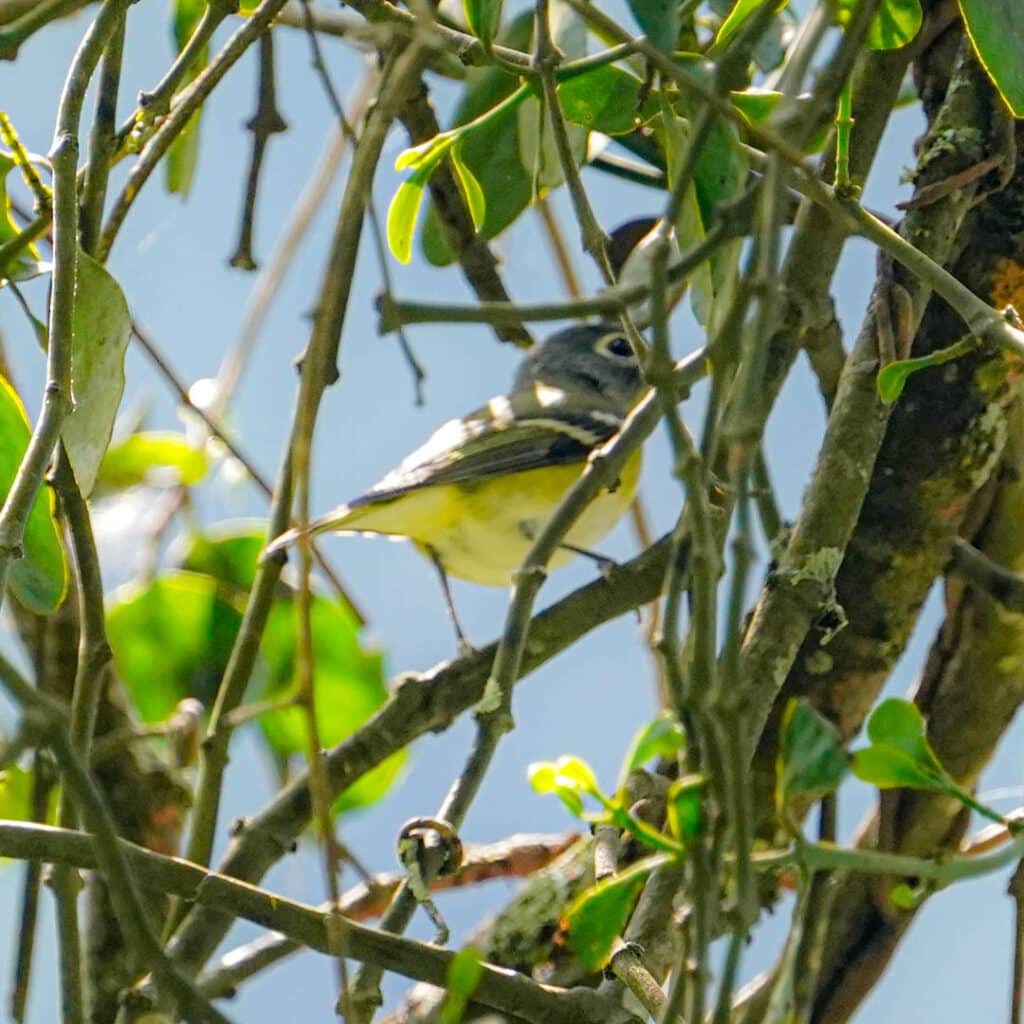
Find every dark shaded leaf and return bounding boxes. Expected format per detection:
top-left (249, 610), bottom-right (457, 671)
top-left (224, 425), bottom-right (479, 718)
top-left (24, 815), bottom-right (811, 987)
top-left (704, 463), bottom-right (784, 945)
top-left (960, 0), bottom-right (1024, 117)
top-left (422, 11), bottom-right (534, 265)
top-left (166, 0), bottom-right (207, 195)
top-left (626, 0), bottom-right (679, 50)
top-left (0, 374), bottom-right (66, 613)
top-left (776, 699), bottom-right (848, 816)
top-left (557, 65), bottom-right (649, 136)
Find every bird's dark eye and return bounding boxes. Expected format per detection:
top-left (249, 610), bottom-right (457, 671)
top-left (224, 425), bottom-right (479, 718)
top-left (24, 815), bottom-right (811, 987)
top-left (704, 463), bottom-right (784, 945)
top-left (599, 334), bottom-right (634, 360)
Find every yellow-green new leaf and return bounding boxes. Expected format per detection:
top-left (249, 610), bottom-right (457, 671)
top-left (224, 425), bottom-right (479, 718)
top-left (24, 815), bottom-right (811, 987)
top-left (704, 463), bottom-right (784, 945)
top-left (0, 375), bottom-right (66, 612)
top-left (388, 171), bottom-right (430, 264)
top-left (450, 147), bottom-right (486, 230)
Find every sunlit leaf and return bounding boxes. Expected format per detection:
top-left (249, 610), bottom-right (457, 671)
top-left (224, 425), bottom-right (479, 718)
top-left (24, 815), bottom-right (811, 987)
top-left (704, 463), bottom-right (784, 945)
top-left (517, 1), bottom-right (586, 194)
top-left (441, 947), bottom-right (485, 1024)
top-left (716, 0), bottom-right (789, 50)
top-left (626, 0), bottom-right (679, 50)
top-left (463, 0), bottom-right (502, 46)
top-left (0, 374), bottom-right (66, 613)
top-left (450, 147), bottom-right (486, 230)
top-left (619, 712), bottom-right (685, 785)
top-left (175, 521), bottom-right (267, 590)
top-left (876, 337), bottom-right (979, 404)
top-left (959, 0), bottom-right (1024, 117)
top-left (97, 431), bottom-right (207, 492)
top-left (667, 775), bottom-right (704, 843)
top-left (258, 595), bottom-right (401, 812)
top-left (107, 571), bottom-right (244, 722)
top-left (776, 700), bottom-right (848, 817)
top-left (838, 0), bottom-right (922, 51)
top-left (564, 861), bottom-right (652, 970)
top-left (0, 152), bottom-right (45, 282)
top-left (528, 755), bottom-right (600, 817)
top-left (62, 250), bottom-right (132, 496)
top-left (851, 698), bottom-right (948, 790)
top-left (0, 766), bottom-right (57, 829)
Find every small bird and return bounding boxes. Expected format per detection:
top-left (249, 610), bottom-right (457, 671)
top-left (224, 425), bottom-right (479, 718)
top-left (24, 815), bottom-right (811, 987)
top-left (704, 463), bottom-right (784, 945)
top-left (266, 323), bottom-right (645, 646)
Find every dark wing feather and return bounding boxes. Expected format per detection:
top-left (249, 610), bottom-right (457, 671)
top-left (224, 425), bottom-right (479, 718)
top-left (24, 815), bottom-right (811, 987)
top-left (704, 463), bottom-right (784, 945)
top-left (348, 401), bottom-right (621, 508)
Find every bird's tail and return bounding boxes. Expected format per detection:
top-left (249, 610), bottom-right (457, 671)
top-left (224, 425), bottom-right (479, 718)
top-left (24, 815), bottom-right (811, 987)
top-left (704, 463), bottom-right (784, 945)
top-left (262, 506), bottom-right (352, 559)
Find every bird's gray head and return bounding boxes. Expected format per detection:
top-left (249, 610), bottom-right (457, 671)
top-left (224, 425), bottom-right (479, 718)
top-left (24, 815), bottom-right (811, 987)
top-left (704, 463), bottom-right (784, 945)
top-left (513, 323), bottom-right (644, 412)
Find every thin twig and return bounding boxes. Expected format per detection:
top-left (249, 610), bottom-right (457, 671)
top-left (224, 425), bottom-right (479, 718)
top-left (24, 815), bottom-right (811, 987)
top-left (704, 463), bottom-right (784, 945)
top-left (98, 0), bottom-right (295, 259)
top-left (950, 538), bottom-right (1024, 612)
top-left (229, 29), bottom-right (287, 271)
top-left (196, 832), bottom-right (577, 999)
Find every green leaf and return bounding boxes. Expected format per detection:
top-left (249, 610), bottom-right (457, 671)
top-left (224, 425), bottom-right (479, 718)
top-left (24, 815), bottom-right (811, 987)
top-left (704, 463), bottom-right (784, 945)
top-left (166, 0), bottom-right (207, 195)
top-left (838, 0), bottom-right (922, 51)
top-left (619, 712), bottom-right (685, 784)
top-left (876, 336), bottom-right (979, 404)
top-left (63, 250), bottom-right (131, 496)
top-left (0, 766), bottom-right (57, 828)
top-left (656, 73), bottom-right (747, 334)
top-left (388, 169), bottom-right (431, 265)
top-left (960, 0), bottom-right (1024, 117)
top-left (0, 152), bottom-right (45, 282)
top-left (258, 595), bottom-right (401, 812)
top-left (528, 755), bottom-right (600, 818)
top-left (564, 861), bottom-right (652, 971)
top-left (107, 571), bottom-right (244, 722)
top-left (667, 775), bottom-right (705, 843)
top-left (441, 947), bottom-right (485, 1024)
top-left (851, 698), bottom-right (948, 790)
top-left (730, 89), bottom-right (828, 152)
top-left (422, 12), bottom-right (534, 265)
top-left (557, 65), bottom-right (649, 136)
top-left (517, 1), bottom-right (586, 194)
top-left (716, 0), bottom-right (788, 50)
top-left (175, 522), bottom-right (267, 591)
top-left (97, 431), bottom-right (207, 492)
top-left (776, 700), bottom-right (848, 816)
top-left (626, 0), bottom-right (679, 50)
top-left (463, 0), bottom-right (502, 46)
top-left (0, 374), bottom-right (66, 613)
top-left (889, 881), bottom-right (925, 910)
top-left (450, 147), bottom-right (486, 230)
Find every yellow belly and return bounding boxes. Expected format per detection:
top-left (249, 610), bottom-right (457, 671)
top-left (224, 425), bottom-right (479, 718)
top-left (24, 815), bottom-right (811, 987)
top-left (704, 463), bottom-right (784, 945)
top-left (335, 452), bottom-right (642, 586)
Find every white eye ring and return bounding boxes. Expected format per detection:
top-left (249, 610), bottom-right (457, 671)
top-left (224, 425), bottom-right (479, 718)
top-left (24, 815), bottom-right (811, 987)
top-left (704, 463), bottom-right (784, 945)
top-left (595, 332), bottom-right (635, 361)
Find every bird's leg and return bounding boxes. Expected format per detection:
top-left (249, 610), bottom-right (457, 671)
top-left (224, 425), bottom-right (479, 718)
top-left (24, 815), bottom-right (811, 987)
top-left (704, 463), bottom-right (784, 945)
top-left (425, 546), bottom-right (475, 657)
top-left (560, 543), bottom-right (618, 578)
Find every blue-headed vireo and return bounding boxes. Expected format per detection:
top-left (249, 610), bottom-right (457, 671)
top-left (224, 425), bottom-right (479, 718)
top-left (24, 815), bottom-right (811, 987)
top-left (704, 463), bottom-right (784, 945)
top-left (266, 323), bottom-right (644, 640)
